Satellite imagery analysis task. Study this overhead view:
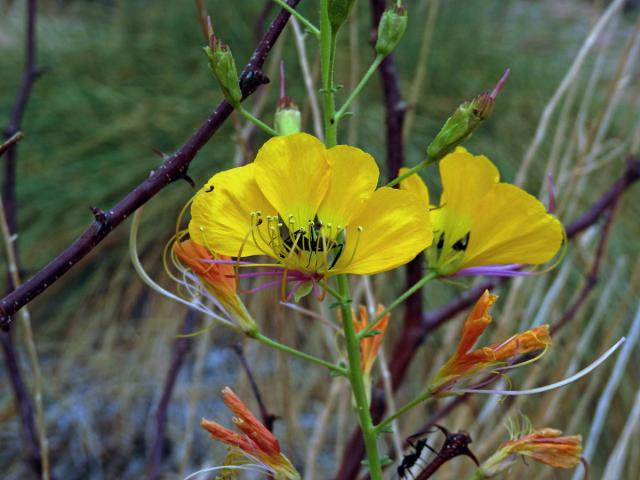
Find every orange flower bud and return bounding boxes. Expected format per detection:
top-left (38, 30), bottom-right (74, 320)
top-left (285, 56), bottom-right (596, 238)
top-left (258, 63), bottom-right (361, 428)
top-left (173, 239), bottom-right (257, 334)
top-left (474, 427), bottom-right (582, 478)
top-left (352, 304), bottom-right (390, 377)
top-left (201, 387), bottom-right (300, 479)
top-left (430, 290), bottom-right (551, 394)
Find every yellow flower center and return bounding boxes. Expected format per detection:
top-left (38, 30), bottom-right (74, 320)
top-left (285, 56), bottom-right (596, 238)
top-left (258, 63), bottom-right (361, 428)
top-left (429, 229), bottom-right (470, 275)
top-left (245, 211), bottom-right (363, 276)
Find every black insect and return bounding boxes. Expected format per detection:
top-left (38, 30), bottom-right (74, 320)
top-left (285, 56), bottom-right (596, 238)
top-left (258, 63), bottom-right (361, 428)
top-left (397, 437), bottom-right (436, 478)
top-left (397, 425), bottom-right (478, 479)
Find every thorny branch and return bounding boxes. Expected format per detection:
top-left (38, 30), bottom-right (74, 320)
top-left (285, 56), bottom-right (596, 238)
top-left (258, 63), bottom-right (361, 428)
top-left (1, 0), bottom-right (50, 477)
top-left (335, 157), bottom-right (640, 479)
top-left (0, 0), bottom-right (302, 329)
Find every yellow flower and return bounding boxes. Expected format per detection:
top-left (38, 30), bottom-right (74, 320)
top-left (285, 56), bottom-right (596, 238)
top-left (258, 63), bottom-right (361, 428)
top-left (475, 428), bottom-right (582, 477)
top-left (189, 133), bottom-right (432, 279)
top-left (429, 290), bottom-right (551, 394)
top-left (172, 239), bottom-right (257, 334)
top-left (201, 387), bottom-right (300, 480)
top-left (400, 147), bottom-right (563, 276)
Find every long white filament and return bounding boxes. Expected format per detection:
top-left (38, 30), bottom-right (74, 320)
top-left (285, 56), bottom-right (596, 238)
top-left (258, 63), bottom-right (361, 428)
top-left (129, 208), bottom-right (233, 327)
top-left (456, 337), bottom-right (625, 396)
top-left (183, 464), bottom-right (272, 480)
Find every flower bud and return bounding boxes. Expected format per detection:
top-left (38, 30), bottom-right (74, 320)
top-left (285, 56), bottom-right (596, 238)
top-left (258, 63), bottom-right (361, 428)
top-left (474, 427), bottom-right (582, 478)
top-left (426, 69), bottom-right (509, 162)
top-left (274, 97), bottom-right (301, 136)
top-left (328, 0), bottom-right (357, 32)
top-left (375, 6), bottom-right (408, 56)
top-left (204, 35), bottom-right (243, 106)
top-left (173, 240), bottom-right (258, 335)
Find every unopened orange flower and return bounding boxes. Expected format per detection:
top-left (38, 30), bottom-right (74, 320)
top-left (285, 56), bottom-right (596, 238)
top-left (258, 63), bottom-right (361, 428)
top-left (474, 427), bottom-right (582, 478)
top-left (429, 290), bottom-right (551, 394)
top-left (201, 387), bottom-right (300, 480)
top-left (353, 304), bottom-right (390, 378)
top-left (173, 239), bottom-right (257, 334)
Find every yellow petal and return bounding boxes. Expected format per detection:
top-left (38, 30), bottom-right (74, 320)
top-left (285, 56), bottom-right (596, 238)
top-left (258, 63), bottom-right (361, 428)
top-left (463, 183), bottom-right (563, 267)
top-left (317, 145), bottom-right (379, 229)
top-left (189, 164), bottom-right (277, 257)
top-left (399, 167), bottom-right (430, 210)
top-left (438, 148), bottom-right (499, 260)
top-left (336, 187), bottom-right (433, 275)
top-left (254, 133), bottom-right (330, 229)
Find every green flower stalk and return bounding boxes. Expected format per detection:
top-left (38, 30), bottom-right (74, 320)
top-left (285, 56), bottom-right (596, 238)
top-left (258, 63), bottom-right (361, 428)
top-left (375, 6), bottom-right (408, 56)
top-left (426, 69), bottom-right (510, 162)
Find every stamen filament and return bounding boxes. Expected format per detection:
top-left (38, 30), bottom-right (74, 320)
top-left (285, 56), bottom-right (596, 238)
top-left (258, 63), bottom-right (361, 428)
top-left (129, 209), bottom-right (234, 328)
top-left (337, 226), bottom-right (363, 271)
top-left (456, 338), bottom-right (625, 396)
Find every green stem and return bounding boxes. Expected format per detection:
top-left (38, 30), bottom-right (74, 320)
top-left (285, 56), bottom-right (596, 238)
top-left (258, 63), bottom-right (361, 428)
top-left (321, 281), bottom-right (345, 302)
top-left (375, 389), bottom-right (432, 433)
top-left (320, 3), bottom-right (382, 476)
top-left (335, 54), bottom-right (384, 121)
top-left (252, 332), bottom-right (347, 375)
top-left (237, 105), bottom-right (279, 136)
top-left (357, 270), bottom-right (438, 340)
top-left (320, 0), bottom-right (337, 147)
top-left (384, 157), bottom-right (430, 188)
top-left (271, 0), bottom-right (320, 38)
top-left (336, 275), bottom-right (384, 480)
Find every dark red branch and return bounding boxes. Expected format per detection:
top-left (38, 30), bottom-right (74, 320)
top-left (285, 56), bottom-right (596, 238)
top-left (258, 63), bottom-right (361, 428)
top-left (3, 0), bottom-right (40, 236)
top-left (0, 1), bottom-right (49, 477)
top-left (231, 343), bottom-right (277, 431)
top-left (0, 330), bottom-right (44, 476)
top-left (0, 0), bottom-right (302, 329)
top-left (565, 156), bottom-right (640, 238)
top-left (551, 165), bottom-right (625, 335)
top-left (147, 309), bottom-right (197, 480)
top-left (335, 157), bottom-right (640, 479)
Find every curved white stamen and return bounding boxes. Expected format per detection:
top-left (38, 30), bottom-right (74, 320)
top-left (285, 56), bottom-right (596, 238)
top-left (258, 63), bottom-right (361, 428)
top-left (129, 210), bottom-right (233, 327)
top-left (183, 464), bottom-right (273, 480)
top-left (456, 337), bottom-right (625, 396)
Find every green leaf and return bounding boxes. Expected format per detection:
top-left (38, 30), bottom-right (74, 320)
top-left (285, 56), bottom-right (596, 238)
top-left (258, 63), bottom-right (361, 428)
top-left (293, 281), bottom-right (314, 303)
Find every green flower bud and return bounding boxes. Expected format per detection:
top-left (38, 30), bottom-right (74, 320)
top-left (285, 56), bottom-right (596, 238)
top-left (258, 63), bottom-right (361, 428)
top-left (375, 6), bottom-right (408, 56)
top-left (328, 0), bottom-right (357, 32)
top-left (426, 69), bottom-right (510, 162)
top-left (274, 97), bottom-right (301, 136)
top-left (203, 35), bottom-right (243, 106)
